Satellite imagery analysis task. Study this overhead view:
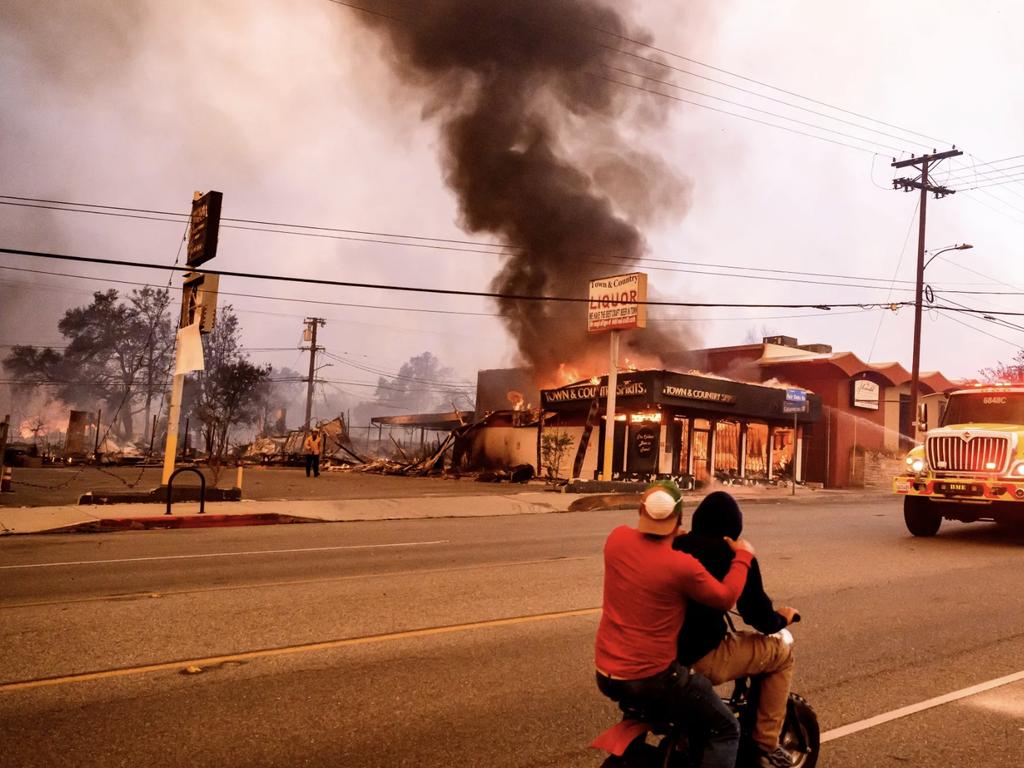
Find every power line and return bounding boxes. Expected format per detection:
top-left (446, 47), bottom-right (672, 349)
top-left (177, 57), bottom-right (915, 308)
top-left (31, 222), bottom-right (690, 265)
top-left (4, 195), bottom-right (997, 288)
top-left (603, 64), bottom-right (904, 155)
top-left (327, 0), bottom-right (936, 154)
top-left (867, 199), bottom-right (920, 361)
top-left (591, 24), bottom-right (951, 148)
top-left (955, 174), bottom-right (1024, 192)
top-left (0, 195), bottom-right (511, 250)
top-left (320, 350), bottom-right (474, 387)
top-left (0, 267), bottom-right (873, 328)
top-left (933, 308), bottom-right (1021, 348)
top-left (0, 199), bottom-right (513, 258)
top-left (0, 264), bottom-right (504, 318)
top-left (9, 244), bottom-right (1011, 302)
top-left (942, 158), bottom-right (1024, 181)
top-left (594, 72), bottom-right (880, 156)
top-left (933, 254), bottom-right (1024, 292)
top-left (325, 0), bottom-right (937, 159)
top-left (0, 247), bottom-right (918, 310)
top-left (960, 189), bottom-right (1024, 227)
top-left (948, 154), bottom-right (1024, 205)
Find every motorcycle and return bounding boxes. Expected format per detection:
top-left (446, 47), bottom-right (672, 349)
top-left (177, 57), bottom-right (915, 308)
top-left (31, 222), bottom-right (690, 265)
top-left (591, 619), bottom-right (819, 768)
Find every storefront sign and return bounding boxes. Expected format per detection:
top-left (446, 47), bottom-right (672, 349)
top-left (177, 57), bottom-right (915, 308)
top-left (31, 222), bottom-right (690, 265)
top-left (542, 379), bottom-right (647, 405)
top-left (783, 388), bottom-right (809, 414)
top-left (587, 273), bottom-right (648, 333)
top-left (661, 385), bottom-right (737, 405)
top-left (852, 379), bottom-right (880, 410)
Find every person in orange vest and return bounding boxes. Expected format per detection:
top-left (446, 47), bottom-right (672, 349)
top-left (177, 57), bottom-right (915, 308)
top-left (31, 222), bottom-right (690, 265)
top-left (302, 428), bottom-right (323, 478)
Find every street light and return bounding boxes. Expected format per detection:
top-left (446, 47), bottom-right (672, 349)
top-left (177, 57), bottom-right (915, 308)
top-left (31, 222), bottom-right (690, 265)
top-left (910, 243), bottom-right (973, 435)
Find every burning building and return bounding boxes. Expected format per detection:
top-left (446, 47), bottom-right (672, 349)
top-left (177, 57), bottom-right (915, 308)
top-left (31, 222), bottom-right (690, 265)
top-left (539, 368), bottom-right (819, 485)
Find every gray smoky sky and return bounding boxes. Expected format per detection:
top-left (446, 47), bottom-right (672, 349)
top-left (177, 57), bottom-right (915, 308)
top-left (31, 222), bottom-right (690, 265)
top-left (351, 0), bottom-right (700, 377)
top-left (2, 0), bottom-right (1024, 424)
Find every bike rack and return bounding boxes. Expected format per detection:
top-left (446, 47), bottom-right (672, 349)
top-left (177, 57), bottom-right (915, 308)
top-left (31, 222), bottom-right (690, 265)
top-left (165, 467), bottom-right (206, 516)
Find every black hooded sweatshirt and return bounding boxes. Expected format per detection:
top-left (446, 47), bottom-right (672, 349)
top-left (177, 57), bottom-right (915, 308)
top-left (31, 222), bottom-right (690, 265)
top-left (672, 491), bottom-right (787, 665)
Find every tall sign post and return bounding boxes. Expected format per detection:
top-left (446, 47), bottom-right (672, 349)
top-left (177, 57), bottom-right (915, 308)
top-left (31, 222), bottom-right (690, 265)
top-left (161, 190), bottom-right (222, 485)
top-left (587, 273), bottom-right (647, 482)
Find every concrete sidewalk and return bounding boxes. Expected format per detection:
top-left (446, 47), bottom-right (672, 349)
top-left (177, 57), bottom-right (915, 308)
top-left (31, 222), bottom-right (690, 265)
top-left (0, 492), bottom-right (583, 535)
top-left (0, 486), bottom-right (888, 535)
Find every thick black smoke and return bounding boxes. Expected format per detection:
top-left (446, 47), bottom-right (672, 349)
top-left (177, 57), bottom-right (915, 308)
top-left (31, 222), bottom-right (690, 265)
top-left (354, 0), bottom-right (697, 379)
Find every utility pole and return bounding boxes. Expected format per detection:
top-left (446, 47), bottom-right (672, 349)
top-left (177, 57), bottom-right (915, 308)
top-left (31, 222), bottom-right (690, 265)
top-left (302, 318), bottom-right (326, 435)
top-left (891, 148), bottom-right (962, 439)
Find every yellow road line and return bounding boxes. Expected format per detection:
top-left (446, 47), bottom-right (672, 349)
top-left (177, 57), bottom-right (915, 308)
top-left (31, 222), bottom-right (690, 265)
top-left (0, 607), bottom-right (602, 693)
top-left (0, 541), bottom-right (450, 570)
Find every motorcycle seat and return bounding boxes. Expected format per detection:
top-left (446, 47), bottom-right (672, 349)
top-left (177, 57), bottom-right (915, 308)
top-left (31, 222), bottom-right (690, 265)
top-left (617, 701), bottom-right (676, 734)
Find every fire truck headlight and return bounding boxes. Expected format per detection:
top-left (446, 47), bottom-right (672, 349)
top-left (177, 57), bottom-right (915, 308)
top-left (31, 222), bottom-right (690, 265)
top-left (1012, 463), bottom-right (1024, 477)
top-left (911, 459), bottom-right (925, 473)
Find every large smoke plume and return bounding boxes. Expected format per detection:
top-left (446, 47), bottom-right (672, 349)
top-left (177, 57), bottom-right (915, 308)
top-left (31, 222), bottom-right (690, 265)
top-left (354, 0), bottom-right (697, 380)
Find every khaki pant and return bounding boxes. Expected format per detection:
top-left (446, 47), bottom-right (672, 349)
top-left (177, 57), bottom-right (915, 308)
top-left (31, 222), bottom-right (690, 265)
top-left (692, 630), bottom-right (794, 752)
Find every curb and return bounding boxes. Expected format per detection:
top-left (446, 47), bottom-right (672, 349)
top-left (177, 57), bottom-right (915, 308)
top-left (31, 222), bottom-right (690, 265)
top-left (41, 513), bottom-right (321, 534)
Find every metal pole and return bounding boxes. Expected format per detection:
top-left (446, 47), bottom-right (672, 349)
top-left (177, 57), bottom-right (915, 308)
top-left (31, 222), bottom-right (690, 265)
top-left (792, 412), bottom-right (797, 496)
top-left (0, 414), bottom-right (10, 488)
top-left (909, 158), bottom-right (929, 442)
top-left (601, 330), bottom-right (620, 482)
top-left (161, 373), bottom-right (185, 484)
top-left (94, 407), bottom-right (102, 460)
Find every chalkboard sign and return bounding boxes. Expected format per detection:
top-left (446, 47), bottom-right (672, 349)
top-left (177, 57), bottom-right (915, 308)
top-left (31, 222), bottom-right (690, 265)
top-left (627, 423), bottom-right (659, 474)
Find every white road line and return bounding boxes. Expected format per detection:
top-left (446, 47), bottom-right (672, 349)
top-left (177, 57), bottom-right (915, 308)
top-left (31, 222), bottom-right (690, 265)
top-left (821, 669), bottom-right (1024, 742)
top-left (0, 540), bottom-right (450, 570)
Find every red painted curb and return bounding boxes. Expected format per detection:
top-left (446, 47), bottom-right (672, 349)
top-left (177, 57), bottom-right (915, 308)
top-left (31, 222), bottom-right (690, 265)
top-left (45, 513), bottom-right (318, 533)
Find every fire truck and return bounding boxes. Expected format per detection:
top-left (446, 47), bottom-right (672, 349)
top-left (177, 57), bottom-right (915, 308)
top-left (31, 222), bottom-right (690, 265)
top-left (894, 384), bottom-right (1024, 536)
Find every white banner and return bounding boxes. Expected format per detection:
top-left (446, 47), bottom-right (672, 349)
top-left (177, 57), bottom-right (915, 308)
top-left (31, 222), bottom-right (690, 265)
top-left (174, 322), bottom-right (205, 375)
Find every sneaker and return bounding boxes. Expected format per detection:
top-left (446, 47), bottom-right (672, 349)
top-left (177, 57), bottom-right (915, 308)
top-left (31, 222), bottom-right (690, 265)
top-left (756, 746), bottom-right (793, 768)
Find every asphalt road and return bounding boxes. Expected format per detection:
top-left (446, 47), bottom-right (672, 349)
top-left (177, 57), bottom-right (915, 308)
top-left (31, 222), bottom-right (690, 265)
top-left (2, 495), bottom-right (1023, 767)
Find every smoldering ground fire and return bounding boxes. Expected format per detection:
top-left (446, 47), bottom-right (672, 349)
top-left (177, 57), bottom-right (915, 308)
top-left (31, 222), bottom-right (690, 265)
top-left (353, 0), bottom-right (698, 379)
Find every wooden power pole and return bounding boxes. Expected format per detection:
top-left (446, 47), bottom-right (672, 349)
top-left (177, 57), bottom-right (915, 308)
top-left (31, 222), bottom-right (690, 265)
top-left (891, 148), bottom-right (962, 439)
top-left (302, 318), bottom-right (326, 436)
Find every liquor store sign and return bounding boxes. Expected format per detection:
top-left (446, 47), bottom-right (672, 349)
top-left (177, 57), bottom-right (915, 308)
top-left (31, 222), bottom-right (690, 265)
top-left (588, 272), bottom-right (648, 333)
top-left (662, 385), bottom-right (738, 405)
top-left (542, 378), bottom-right (648, 405)
top-left (187, 190), bottom-right (223, 268)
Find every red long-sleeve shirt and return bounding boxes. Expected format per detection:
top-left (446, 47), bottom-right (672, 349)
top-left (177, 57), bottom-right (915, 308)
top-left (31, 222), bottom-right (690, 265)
top-left (595, 525), bottom-right (753, 679)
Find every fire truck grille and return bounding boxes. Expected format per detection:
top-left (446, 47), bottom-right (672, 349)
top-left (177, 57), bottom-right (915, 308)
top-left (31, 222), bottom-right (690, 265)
top-left (926, 435), bottom-right (1010, 474)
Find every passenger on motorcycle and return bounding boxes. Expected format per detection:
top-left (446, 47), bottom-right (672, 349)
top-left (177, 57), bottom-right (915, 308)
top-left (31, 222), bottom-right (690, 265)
top-left (595, 480), bottom-right (757, 768)
top-left (673, 491), bottom-right (800, 768)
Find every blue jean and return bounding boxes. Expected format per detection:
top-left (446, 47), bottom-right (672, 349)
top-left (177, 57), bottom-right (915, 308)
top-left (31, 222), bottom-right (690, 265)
top-left (597, 662), bottom-right (739, 768)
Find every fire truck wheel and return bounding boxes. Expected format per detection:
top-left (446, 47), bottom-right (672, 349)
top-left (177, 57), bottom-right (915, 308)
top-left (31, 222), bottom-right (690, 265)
top-left (904, 497), bottom-right (941, 537)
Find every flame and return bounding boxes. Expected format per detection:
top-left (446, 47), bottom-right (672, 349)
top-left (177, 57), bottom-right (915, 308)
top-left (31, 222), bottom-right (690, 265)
top-left (624, 357), bottom-right (638, 372)
top-left (557, 363), bottom-right (582, 385)
top-left (19, 416), bottom-right (66, 440)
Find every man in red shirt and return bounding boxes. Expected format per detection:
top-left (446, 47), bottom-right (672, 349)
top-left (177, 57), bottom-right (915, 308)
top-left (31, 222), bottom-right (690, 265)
top-left (595, 480), bottom-right (755, 768)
